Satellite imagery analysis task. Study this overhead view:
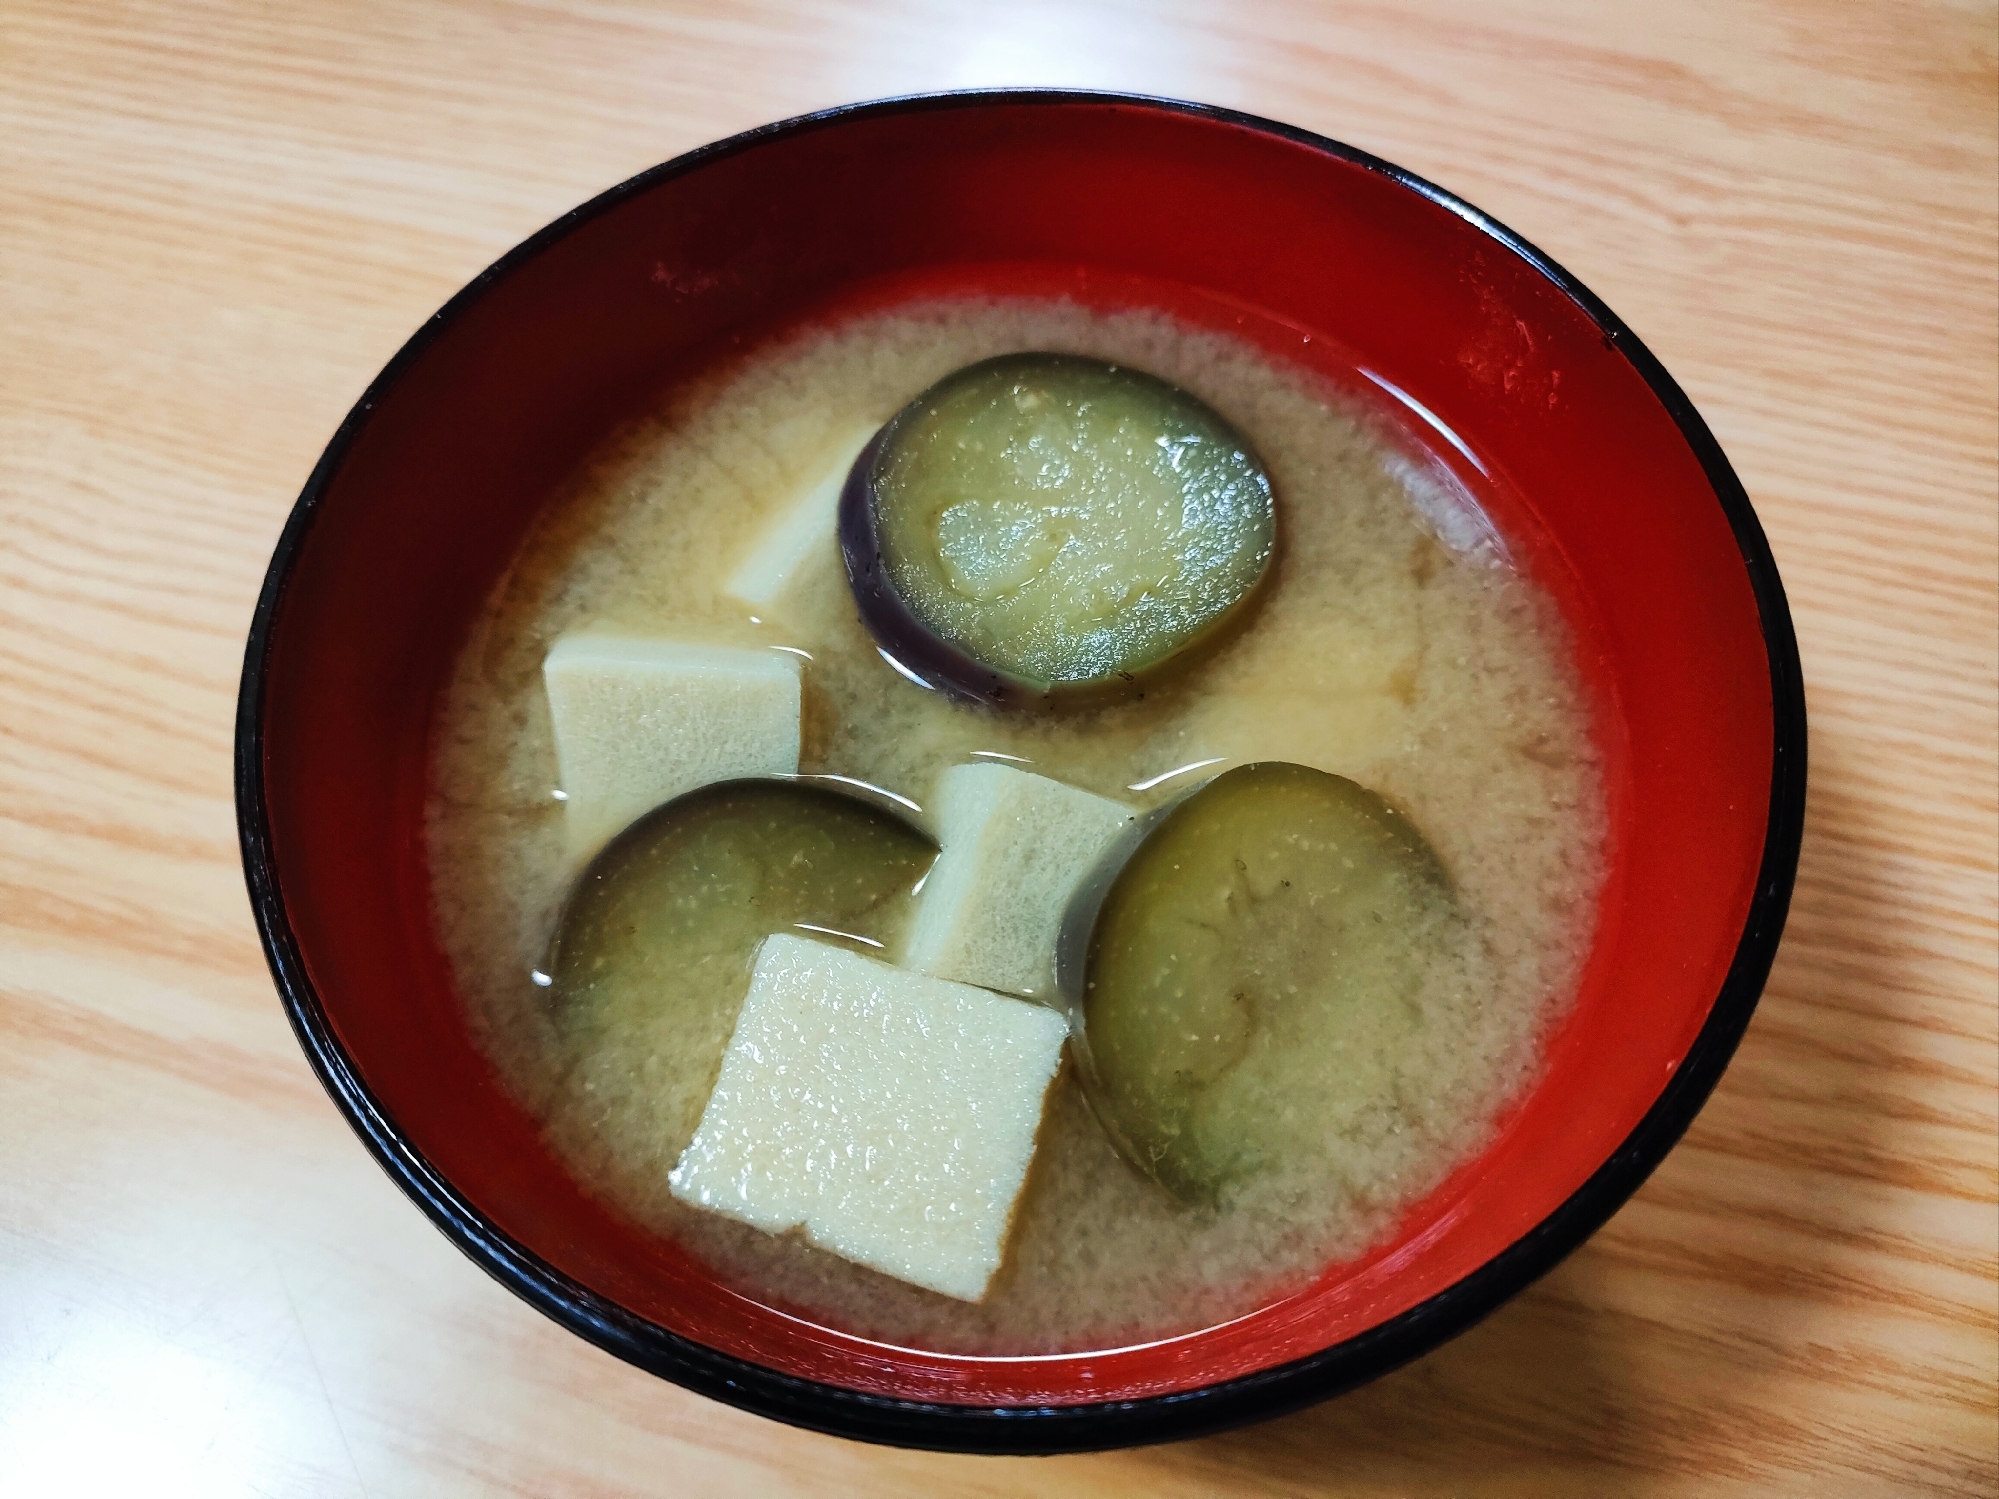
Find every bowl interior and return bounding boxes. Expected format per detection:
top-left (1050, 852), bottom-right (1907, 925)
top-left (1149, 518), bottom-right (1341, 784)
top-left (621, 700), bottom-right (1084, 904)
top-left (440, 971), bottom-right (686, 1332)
top-left (254, 98), bottom-right (1775, 1408)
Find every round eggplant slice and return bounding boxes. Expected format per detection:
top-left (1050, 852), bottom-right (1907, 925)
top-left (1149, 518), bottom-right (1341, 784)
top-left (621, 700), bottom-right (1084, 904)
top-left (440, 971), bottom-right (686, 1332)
top-left (544, 778), bottom-right (936, 1149)
top-left (1069, 762), bottom-right (1461, 1205)
top-left (840, 354), bottom-right (1276, 704)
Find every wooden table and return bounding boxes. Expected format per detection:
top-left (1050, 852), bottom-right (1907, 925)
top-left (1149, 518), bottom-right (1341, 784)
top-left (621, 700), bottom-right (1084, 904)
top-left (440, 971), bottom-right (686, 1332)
top-left (4, 2), bottom-right (1994, 1492)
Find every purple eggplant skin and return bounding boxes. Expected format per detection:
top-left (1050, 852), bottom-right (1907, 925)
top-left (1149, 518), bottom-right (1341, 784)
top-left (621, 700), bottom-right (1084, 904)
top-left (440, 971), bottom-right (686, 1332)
top-left (837, 364), bottom-right (1277, 711)
top-left (838, 425), bottom-right (1043, 708)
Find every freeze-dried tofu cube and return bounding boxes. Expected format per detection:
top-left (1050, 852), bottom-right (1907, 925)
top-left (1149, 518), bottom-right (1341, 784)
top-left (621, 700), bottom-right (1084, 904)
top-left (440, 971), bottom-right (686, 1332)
top-left (543, 635), bottom-right (800, 860)
top-left (902, 762), bottom-right (1134, 999)
top-left (667, 933), bottom-right (1068, 1302)
top-left (724, 422), bottom-right (879, 610)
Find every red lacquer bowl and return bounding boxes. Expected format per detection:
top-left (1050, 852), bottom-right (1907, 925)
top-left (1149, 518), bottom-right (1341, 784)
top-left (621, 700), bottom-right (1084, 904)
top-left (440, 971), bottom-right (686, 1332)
top-left (237, 92), bottom-right (1806, 1452)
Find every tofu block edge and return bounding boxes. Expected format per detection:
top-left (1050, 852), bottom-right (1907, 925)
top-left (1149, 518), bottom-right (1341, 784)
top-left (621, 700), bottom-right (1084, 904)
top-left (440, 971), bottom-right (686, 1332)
top-left (903, 761), bottom-right (1135, 998)
top-left (667, 933), bottom-right (1070, 1302)
top-left (543, 635), bottom-right (802, 861)
top-left (725, 422), bottom-right (880, 610)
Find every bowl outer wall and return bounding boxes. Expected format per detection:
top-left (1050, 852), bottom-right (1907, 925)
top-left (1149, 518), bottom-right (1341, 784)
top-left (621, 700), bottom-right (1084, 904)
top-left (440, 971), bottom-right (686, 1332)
top-left (236, 90), bottom-right (1807, 1453)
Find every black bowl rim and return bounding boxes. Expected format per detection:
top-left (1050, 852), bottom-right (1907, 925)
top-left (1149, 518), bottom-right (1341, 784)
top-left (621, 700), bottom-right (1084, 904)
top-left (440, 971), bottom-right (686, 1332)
top-left (235, 87), bottom-right (1808, 1456)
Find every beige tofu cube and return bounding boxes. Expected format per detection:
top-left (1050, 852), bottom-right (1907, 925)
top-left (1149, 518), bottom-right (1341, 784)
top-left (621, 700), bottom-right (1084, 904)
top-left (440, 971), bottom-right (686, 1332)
top-left (668, 933), bottom-right (1068, 1302)
top-left (902, 762), bottom-right (1134, 999)
top-left (724, 422), bottom-right (879, 611)
top-left (543, 635), bottom-right (800, 860)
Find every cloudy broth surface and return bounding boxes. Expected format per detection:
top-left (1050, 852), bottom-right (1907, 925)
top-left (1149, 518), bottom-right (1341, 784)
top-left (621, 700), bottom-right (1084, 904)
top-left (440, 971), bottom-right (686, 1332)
top-left (427, 299), bottom-right (1607, 1354)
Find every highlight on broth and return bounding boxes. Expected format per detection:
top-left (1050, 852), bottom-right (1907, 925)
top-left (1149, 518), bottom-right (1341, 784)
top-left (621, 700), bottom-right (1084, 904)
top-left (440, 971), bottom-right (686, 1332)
top-left (427, 298), bottom-right (1608, 1353)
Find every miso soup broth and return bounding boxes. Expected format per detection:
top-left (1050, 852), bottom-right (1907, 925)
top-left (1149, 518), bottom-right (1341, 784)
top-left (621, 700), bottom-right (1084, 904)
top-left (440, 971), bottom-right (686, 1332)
top-left (427, 299), bottom-right (1607, 1354)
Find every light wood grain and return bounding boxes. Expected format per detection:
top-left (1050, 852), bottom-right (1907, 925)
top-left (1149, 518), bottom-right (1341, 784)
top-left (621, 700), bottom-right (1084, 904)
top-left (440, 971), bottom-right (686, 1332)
top-left (2, 1), bottom-right (1994, 1493)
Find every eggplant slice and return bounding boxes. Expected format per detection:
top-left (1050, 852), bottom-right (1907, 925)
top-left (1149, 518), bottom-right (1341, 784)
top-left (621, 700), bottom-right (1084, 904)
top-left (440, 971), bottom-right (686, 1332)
top-left (543, 778), bottom-right (938, 1152)
top-left (1066, 762), bottom-right (1464, 1205)
top-left (841, 354), bottom-right (1276, 706)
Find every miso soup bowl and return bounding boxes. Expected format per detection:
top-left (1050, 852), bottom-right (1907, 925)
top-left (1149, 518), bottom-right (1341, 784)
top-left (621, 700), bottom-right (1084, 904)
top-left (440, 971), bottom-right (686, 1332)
top-left (237, 91), bottom-right (1806, 1453)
